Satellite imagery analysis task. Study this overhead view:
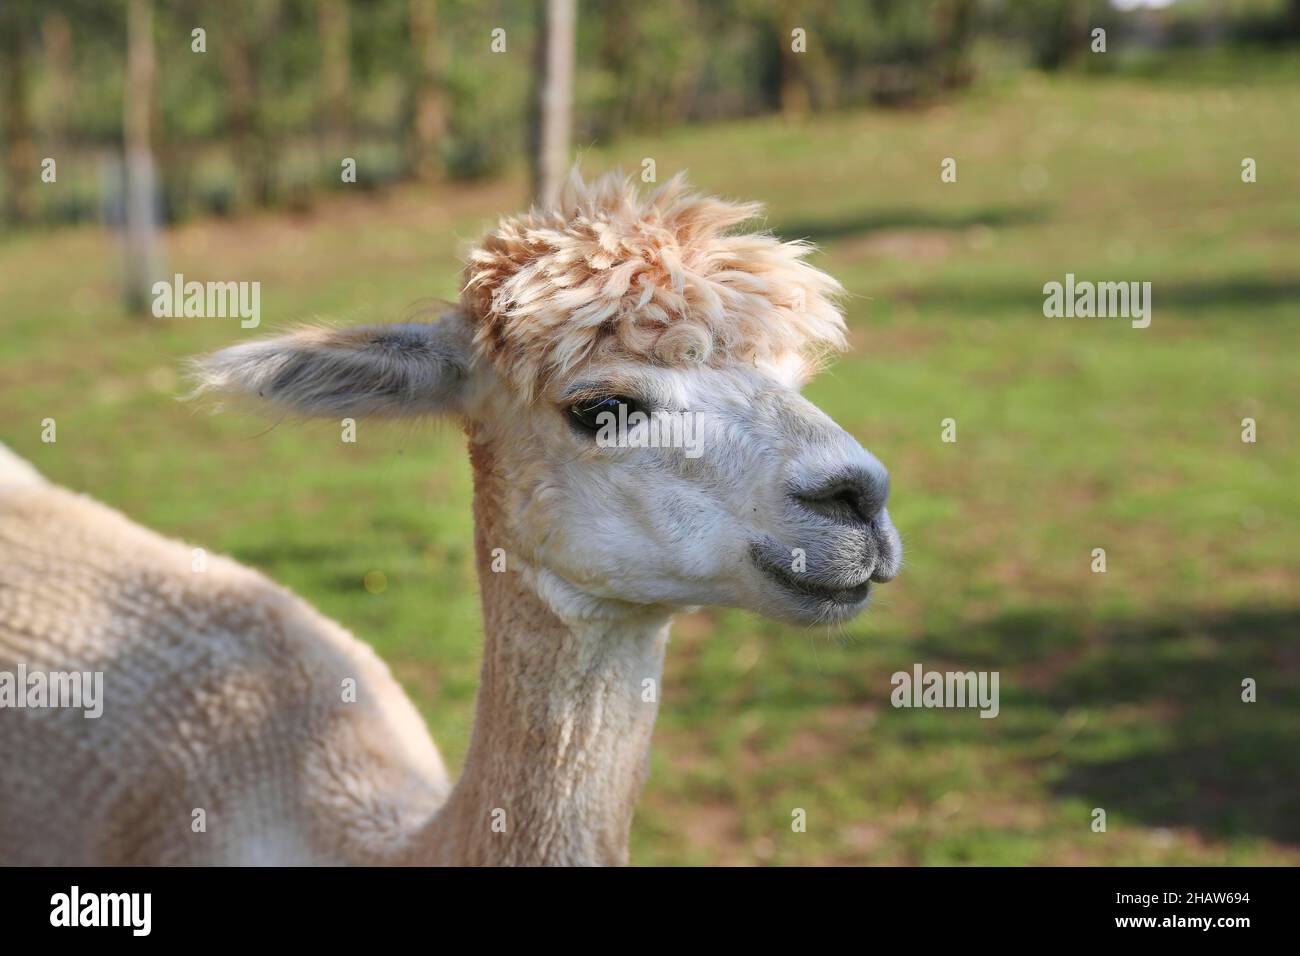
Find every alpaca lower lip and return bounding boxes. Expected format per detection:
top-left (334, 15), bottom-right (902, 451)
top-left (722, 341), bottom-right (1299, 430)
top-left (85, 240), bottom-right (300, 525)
top-left (750, 549), bottom-right (872, 604)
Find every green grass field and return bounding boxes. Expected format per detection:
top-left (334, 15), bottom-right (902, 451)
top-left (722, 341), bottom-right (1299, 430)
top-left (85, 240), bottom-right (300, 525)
top-left (3, 54), bottom-right (1297, 865)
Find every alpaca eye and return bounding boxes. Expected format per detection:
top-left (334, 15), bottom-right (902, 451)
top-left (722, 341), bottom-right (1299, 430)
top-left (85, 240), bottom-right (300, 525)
top-left (568, 396), bottom-right (641, 434)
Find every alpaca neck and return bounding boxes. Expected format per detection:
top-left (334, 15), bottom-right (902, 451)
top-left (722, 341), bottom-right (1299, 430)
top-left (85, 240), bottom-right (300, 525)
top-left (410, 436), bottom-right (670, 866)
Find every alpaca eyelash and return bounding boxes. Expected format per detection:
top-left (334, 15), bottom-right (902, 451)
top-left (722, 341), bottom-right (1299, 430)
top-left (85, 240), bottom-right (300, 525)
top-left (568, 395), bottom-right (646, 433)
top-left (563, 381), bottom-right (631, 403)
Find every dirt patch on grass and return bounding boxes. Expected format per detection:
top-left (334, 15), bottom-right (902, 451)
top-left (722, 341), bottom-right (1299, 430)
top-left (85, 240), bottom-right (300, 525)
top-left (836, 228), bottom-right (959, 263)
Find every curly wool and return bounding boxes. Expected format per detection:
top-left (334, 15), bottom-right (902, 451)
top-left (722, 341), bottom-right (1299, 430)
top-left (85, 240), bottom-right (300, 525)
top-left (460, 171), bottom-right (847, 398)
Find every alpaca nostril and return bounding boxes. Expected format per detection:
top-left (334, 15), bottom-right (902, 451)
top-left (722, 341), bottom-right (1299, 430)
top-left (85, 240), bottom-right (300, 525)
top-left (830, 487), bottom-right (869, 525)
top-left (795, 467), bottom-right (888, 527)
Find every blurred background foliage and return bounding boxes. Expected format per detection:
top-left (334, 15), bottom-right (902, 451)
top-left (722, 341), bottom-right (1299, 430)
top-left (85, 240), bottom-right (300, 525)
top-left (2, 0), bottom-right (1299, 223)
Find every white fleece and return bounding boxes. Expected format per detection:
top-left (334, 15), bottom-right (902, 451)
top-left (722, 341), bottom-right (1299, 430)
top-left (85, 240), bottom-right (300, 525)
top-left (0, 454), bottom-right (449, 865)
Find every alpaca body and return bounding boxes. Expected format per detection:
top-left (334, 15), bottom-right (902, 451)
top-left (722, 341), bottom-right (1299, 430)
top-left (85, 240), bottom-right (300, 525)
top-left (0, 448), bottom-right (666, 866)
top-left (0, 475), bottom-right (449, 865)
top-left (0, 174), bottom-right (901, 865)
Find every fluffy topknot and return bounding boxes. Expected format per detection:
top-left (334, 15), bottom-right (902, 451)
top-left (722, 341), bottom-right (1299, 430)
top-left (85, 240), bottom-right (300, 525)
top-left (460, 171), bottom-right (847, 398)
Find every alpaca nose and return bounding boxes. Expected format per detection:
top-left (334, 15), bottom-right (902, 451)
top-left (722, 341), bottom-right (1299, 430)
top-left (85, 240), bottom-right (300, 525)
top-left (794, 465), bottom-right (890, 527)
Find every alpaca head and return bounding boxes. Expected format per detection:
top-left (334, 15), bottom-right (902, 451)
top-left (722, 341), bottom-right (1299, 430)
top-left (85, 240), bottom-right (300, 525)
top-left (195, 173), bottom-right (900, 625)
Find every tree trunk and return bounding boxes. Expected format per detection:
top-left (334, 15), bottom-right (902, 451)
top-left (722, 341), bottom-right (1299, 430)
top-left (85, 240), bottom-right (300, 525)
top-left (1, 18), bottom-right (37, 224)
top-left (319, 0), bottom-right (350, 151)
top-left (41, 12), bottom-right (75, 153)
top-left (1038, 0), bottom-right (1089, 71)
top-left (123, 0), bottom-right (163, 314)
top-left (219, 5), bottom-right (276, 210)
top-left (529, 0), bottom-right (576, 209)
top-left (776, 25), bottom-right (809, 116)
top-left (596, 1), bottom-right (634, 139)
top-left (408, 0), bottom-right (445, 181)
top-left (939, 0), bottom-right (978, 89)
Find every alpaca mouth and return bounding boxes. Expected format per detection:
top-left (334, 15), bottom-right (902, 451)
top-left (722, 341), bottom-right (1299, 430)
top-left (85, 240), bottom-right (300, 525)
top-left (748, 546), bottom-right (873, 606)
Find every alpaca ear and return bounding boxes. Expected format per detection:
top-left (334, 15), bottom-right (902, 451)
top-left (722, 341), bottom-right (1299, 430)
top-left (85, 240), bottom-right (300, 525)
top-left (190, 311), bottom-right (475, 418)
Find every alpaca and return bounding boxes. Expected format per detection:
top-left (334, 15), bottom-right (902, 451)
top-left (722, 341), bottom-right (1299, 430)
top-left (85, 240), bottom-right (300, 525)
top-left (0, 173), bottom-right (901, 865)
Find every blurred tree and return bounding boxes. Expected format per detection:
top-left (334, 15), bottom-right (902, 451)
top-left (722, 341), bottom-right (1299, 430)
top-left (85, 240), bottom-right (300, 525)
top-left (736, 0), bottom-right (809, 115)
top-left (776, 15), bottom-right (810, 115)
top-left (938, 0), bottom-right (978, 88)
top-left (219, 0), bottom-right (279, 210)
top-left (41, 11), bottom-right (75, 153)
top-left (588, 0), bottom-right (708, 135)
top-left (1015, 0), bottom-right (1092, 70)
top-left (408, 0), bottom-right (446, 180)
top-left (593, 0), bottom-right (634, 138)
top-left (319, 0), bottom-right (351, 150)
top-left (6, 0), bottom-right (1298, 225)
top-left (0, 5), bottom-right (38, 223)
top-left (530, 0), bottom-right (575, 207)
top-left (123, 0), bottom-right (164, 314)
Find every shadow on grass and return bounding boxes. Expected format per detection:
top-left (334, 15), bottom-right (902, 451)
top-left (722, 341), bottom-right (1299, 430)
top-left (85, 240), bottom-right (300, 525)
top-left (894, 276), bottom-right (1300, 316)
top-left (774, 204), bottom-right (1050, 243)
top-left (232, 542), bottom-right (359, 566)
top-left (913, 606), bottom-right (1300, 845)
